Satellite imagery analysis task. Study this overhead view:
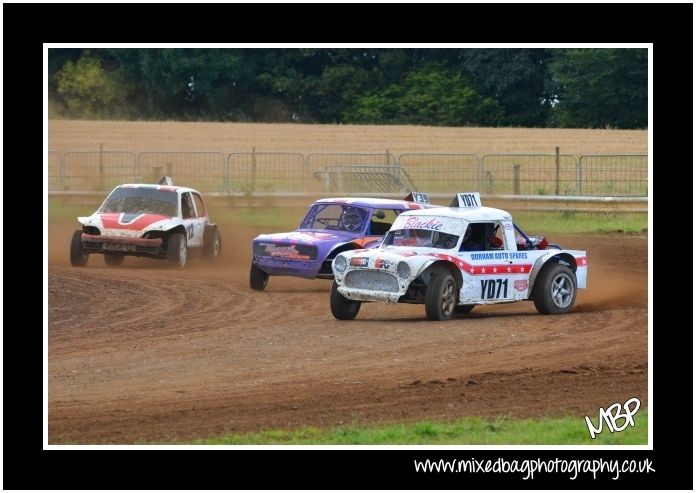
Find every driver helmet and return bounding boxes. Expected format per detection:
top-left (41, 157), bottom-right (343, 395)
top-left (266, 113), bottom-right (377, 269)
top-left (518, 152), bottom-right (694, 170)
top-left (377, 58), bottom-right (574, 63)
top-left (341, 207), bottom-right (363, 232)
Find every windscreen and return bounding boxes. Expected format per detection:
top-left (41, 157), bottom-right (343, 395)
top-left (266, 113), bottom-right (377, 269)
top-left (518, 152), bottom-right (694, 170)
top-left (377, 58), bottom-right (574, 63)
top-left (384, 229), bottom-right (460, 249)
top-left (384, 214), bottom-right (466, 249)
top-left (99, 187), bottom-right (178, 217)
top-left (299, 204), bottom-right (368, 233)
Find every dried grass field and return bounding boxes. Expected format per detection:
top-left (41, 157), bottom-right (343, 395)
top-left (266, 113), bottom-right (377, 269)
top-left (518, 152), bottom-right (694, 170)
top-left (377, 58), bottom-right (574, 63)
top-left (48, 120), bottom-right (647, 155)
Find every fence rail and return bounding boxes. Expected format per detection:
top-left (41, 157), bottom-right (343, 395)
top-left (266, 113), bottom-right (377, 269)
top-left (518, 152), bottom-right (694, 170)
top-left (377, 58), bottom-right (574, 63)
top-left (48, 151), bottom-right (62, 191)
top-left (399, 153), bottom-right (480, 193)
top-left (577, 154), bottom-right (648, 196)
top-left (46, 149), bottom-right (648, 198)
top-left (227, 151), bottom-right (306, 193)
top-left (63, 151), bottom-right (137, 191)
top-left (307, 152), bottom-right (400, 193)
top-left (481, 153), bottom-right (580, 196)
top-left (137, 152), bottom-right (226, 192)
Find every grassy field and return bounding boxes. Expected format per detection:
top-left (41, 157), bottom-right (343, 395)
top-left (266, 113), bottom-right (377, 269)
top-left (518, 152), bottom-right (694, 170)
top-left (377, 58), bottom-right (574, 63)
top-left (188, 412), bottom-right (647, 445)
top-left (48, 197), bottom-right (647, 235)
top-left (218, 206), bottom-right (648, 235)
top-left (511, 211), bottom-right (647, 234)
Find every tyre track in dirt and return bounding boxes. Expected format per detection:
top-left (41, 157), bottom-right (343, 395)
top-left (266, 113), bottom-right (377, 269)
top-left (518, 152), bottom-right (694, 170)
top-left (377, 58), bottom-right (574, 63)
top-left (48, 232), bottom-right (648, 443)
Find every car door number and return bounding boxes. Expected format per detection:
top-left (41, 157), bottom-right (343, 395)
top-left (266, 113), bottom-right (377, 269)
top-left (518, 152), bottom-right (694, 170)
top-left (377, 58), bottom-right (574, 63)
top-left (480, 278), bottom-right (508, 299)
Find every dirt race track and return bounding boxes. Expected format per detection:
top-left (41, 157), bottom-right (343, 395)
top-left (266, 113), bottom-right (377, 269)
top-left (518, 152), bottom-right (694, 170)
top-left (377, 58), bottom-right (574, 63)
top-left (48, 227), bottom-right (648, 444)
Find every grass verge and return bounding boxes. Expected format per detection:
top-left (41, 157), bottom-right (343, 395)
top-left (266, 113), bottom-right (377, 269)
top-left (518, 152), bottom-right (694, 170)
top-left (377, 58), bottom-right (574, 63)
top-left (189, 412), bottom-right (647, 445)
top-left (48, 197), bottom-right (647, 234)
top-left (513, 211), bottom-right (647, 235)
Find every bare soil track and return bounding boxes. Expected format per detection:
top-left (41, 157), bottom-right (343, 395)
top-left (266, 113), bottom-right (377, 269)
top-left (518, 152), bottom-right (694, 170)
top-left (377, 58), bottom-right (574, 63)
top-left (48, 231), bottom-right (647, 444)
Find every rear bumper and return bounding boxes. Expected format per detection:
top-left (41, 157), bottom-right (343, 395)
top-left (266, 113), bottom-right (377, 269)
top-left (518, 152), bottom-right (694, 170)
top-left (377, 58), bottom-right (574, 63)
top-left (81, 233), bottom-right (164, 256)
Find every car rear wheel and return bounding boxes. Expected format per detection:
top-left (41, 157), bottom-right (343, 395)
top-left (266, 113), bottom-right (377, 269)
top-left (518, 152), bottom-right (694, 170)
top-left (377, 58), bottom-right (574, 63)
top-left (425, 273), bottom-right (457, 321)
top-left (330, 281), bottom-right (361, 320)
top-left (250, 263), bottom-right (269, 291)
top-left (532, 263), bottom-right (577, 314)
top-left (204, 226), bottom-right (222, 263)
top-left (70, 230), bottom-right (89, 267)
top-left (103, 253), bottom-right (124, 266)
top-left (167, 233), bottom-right (187, 268)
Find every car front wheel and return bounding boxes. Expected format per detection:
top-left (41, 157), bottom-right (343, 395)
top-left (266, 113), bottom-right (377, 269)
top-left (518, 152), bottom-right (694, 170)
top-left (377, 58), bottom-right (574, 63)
top-left (330, 281), bottom-right (360, 320)
top-left (167, 233), bottom-right (187, 268)
top-left (532, 263), bottom-right (577, 314)
top-left (250, 263), bottom-right (269, 291)
top-left (425, 273), bottom-right (457, 321)
top-left (70, 230), bottom-right (89, 267)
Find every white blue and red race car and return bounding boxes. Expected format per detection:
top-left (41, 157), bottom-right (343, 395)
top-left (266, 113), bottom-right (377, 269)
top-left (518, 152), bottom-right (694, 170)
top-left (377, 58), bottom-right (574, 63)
top-left (250, 193), bottom-right (434, 290)
top-left (330, 192), bottom-right (588, 320)
top-left (70, 178), bottom-right (221, 268)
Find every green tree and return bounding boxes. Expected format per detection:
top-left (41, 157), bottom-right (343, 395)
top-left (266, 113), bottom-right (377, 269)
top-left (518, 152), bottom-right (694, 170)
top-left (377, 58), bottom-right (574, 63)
top-left (255, 49), bottom-right (378, 122)
top-left (50, 48), bottom-right (650, 128)
top-left (48, 48), bottom-right (81, 95)
top-left (457, 48), bottom-right (552, 127)
top-left (55, 53), bottom-right (132, 117)
top-left (114, 48), bottom-right (248, 119)
top-left (345, 65), bottom-right (503, 126)
top-left (549, 49), bottom-right (648, 128)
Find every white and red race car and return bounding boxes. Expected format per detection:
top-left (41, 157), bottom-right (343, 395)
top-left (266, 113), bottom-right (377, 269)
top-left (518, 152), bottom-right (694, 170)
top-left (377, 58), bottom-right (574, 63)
top-left (330, 192), bottom-right (587, 321)
top-left (70, 178), bottom-right (221, 268)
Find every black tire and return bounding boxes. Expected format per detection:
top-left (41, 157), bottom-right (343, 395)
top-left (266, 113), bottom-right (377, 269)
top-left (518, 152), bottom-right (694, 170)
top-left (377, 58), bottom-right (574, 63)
top-left (425, 273), bottom-right (457, 321)
top-left (204, 227), bottom-right (222, 263)
top-left (532, 263), bottom-right (577, 314)
top-left (70, 230), bottom-right (89, 267)
top-left (103, 253), bottom-right (124, 266)
top-left (330, 280), bottom-right (361, 320)
top-left (250, 263), bottom-right (269, 291)
top-left (454, 304), bottom-right (475, 314)
top-left (167, 233), bottom-right (187, 268)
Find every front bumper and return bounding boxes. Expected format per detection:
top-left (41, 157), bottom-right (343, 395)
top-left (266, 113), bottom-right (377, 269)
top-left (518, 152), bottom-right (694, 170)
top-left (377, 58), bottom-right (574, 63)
top-left (337, 285), bottom-right (402, 303)
top-left (81, 233), bottom-right (164, 257)
top-left (335, 268), bottom-right (409, 303)
top-left (253, 256), bottom-right (324, 279)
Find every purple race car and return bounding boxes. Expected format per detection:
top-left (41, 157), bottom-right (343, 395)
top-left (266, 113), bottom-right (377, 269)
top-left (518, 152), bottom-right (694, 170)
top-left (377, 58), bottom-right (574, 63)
top-left (250, 194), bottom-right (433, 290)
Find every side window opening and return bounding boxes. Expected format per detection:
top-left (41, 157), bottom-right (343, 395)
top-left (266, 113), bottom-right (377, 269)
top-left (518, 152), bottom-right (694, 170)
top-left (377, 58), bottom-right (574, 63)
top-left (460, 222), bottom-right (505, 251)
top-left (488, 223), bottom-right (505, 250)
top-left (369, 209), bottom-right (398, 235)
top-left (181, 193), bottom-right (195, 219)
top-left (192, 193), bottom-right (207, 218)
